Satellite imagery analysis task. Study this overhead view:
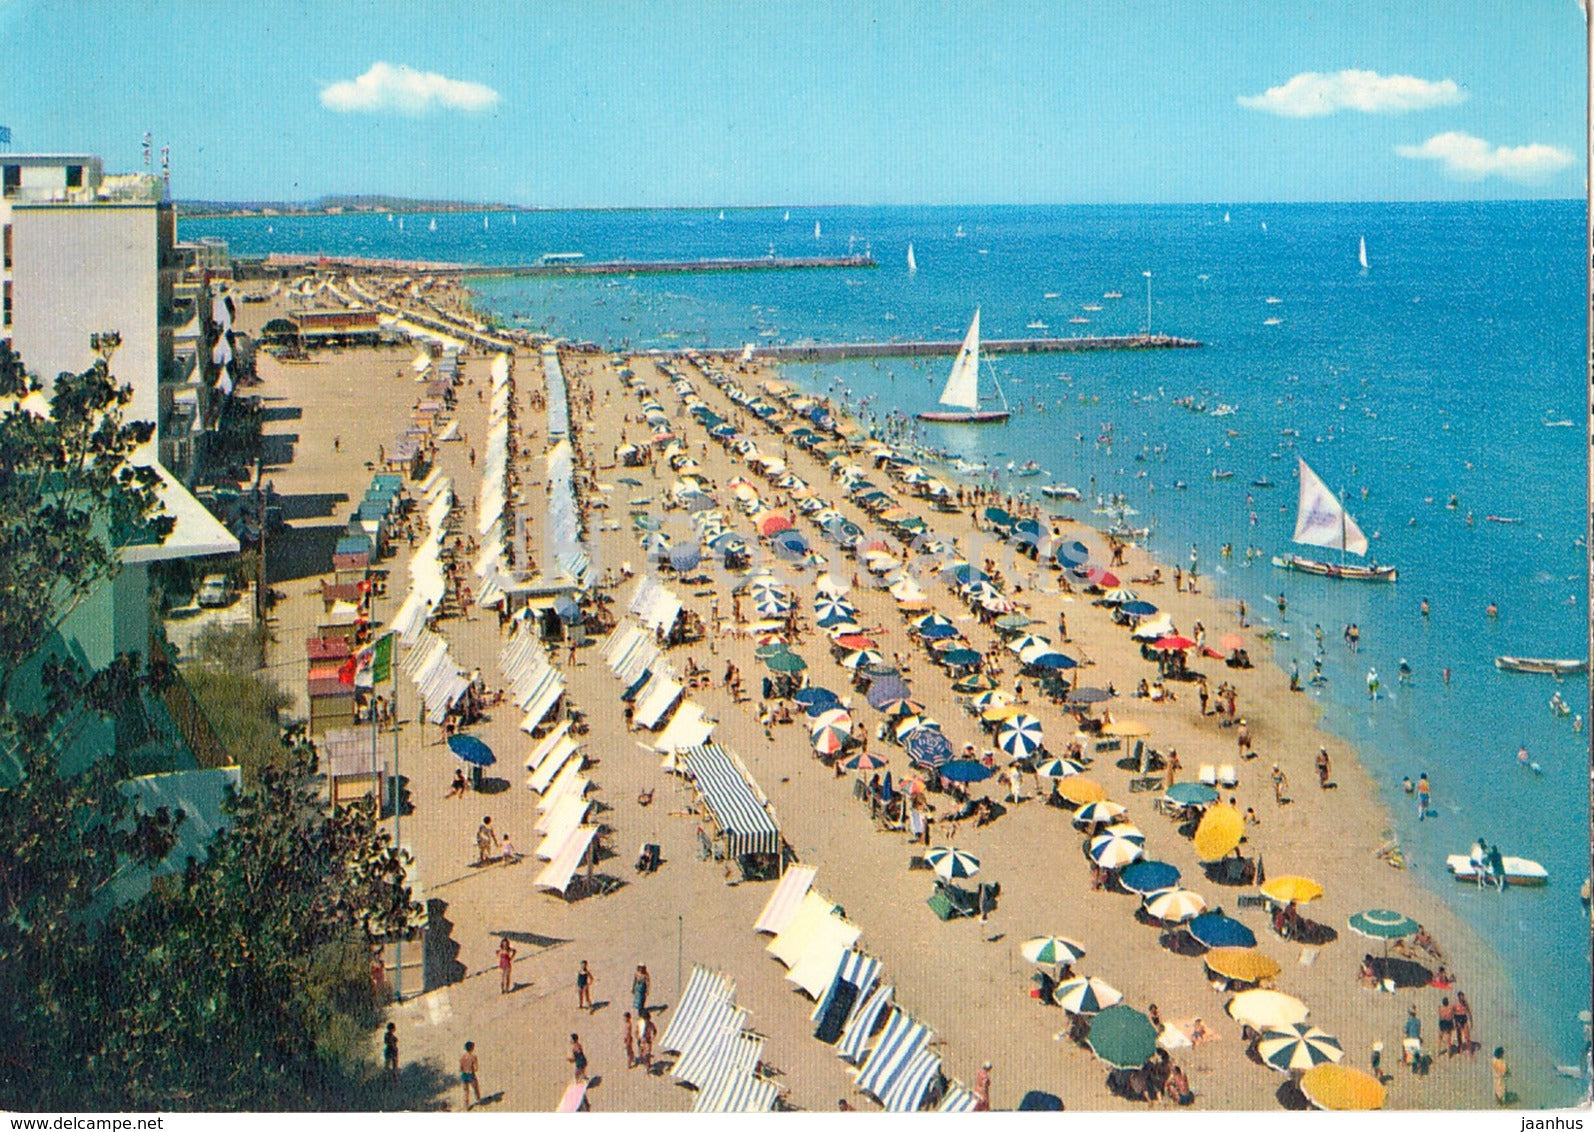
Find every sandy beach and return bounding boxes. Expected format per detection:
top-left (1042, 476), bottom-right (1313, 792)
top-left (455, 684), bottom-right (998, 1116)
top-left (234, 276), bottom-right (1555, 1113)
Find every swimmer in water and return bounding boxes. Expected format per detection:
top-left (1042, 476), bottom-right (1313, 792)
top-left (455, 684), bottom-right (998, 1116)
top-left (1420, 598), bottom-right (1430, 617)
top-left (1485, 602), bottom-right (1498, 618)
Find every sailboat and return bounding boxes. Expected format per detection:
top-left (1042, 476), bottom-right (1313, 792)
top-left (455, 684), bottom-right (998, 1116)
top-left (1358, 236), bottom-right (1369, 270)
top-left (814, 220), bottom-right (822, 239)
top-left (783, 210), bottom-right (790, 222)
top-left (1272, 457), bottom-right (1397, 581)
top-left (429, 218), bottom-right (437, 232)
top-left (484, 215), bottom-right (489, 231)
top-left (916, 309), bottom-right (1010, 424)
top-left (907, 243), bottom-right (917, 273)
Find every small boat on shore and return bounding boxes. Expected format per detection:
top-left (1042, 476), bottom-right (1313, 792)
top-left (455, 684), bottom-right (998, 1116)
top-left (1040, 484), bottom-right (1082, 500)
top-left (1495, 656), bottom-right (1589, 676)
top-left (1009, 460), bottom-right (1044, 477)
top-left (1446, 852), bottom-right (1549, 887)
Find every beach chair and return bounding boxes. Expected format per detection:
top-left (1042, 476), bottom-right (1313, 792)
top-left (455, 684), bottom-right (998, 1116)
top-left (1198, 765), bottom-right (1218, 787)
top-left (1219, 765), bottom-right (1238, 787)
top-left (1236, 894), bottom-right (1268, 911)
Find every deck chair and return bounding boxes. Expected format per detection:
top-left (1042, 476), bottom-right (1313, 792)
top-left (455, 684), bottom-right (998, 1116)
top-left (1219, 765), bottom-right (1238, 787)
top-left (1198, 765), bottom-right (1218, 786)
top-left (1236, 893), bottom-right (1268, 910)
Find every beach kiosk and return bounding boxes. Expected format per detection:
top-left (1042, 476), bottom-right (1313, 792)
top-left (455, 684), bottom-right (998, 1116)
top-left (682, 744), bottom-right (784, 879)
top-left (320, 725), bottom-right (385, 807)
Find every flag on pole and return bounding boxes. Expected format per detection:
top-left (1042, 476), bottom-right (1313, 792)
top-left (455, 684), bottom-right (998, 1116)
top-left (372, 632), bottom-right (394, 685)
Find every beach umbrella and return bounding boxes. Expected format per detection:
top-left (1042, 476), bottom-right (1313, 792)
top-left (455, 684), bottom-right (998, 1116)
top-left (447, 734), bottom-right (496, 766)
top-left (669, 545), bottom-right (702, 572)
top-left (1056, 540), bottom-right (1091, 568)
top-left (1016, 1092), bottom-right (1065, 1112)
top-left (981, 706), bottom-right (1024, 726)
top-left (943, 564), bottom-right (989, 586)
top-left (940, 648), bottom-right (983, 669)
top-left (765, 650), bottom-right (807, 673)
top-left (809, 707), bottom-right (852, 735)
top-left (995, 613), bottom-right (1035, 632)
top-left (917, 622), bottom-right (961, 642)
top-left (841, 648), bottom-right (884, 670)
top-left (1260, 876), bottom-right (1325, 906)
top-left (635, 515), bottom-right (664, 533)
top-left (793, 686), bottom-right (840, 710)
top-left (1088, 830), bottom-right (1145, 869)
top-left (1020, 937), bottom-right (1087, 967)
top-left (1101, 587), bottom-right (1140, 605)
top-left (1086, 1005), bottom-right (1159, 1069)
top-left (1025, 651), bottom-right (1078, 672)
top-left (813, 594), bottom-right (854, 622)
top-left (1066, 686), bottom-right (1114, 706)
top-left (1219, 633), bottom-right (1245, 653)
top-left (1298, 1064), bottom-right (1385, 1111)
top-left (1143, 887), bottom-right (1207, 923)
top-left (754, 595), bottom-right (792, 617)
top-left (1007, 633), bottom-right (1052, 655)
top-left (997, 714), bottom-right (1045, 757)
top-left (913, 611), bottom-right (956, 632)
top-left (1038, 757), bottom-right (1088, 781)
top-left (683, 493), bottom-right (716, 513)
top-left (1054, 976), bottom-right (1123, 1016)
top-left (1118, 859), bottom-right (1181, 894)
top-left (905, 728), bottom-right (953, 768)
top-left (1187, 911), bottom-right (1257, 949)
top-left (639, 530), bottom-right (670, 552)
top-left (952, 673), bottom-right (999, 693)
top-left (925, 846), bottom-right (981, 880)
top-left (1056, 777), bottom-right (1108, 805)
top-left (940, 759), bottom-right (995, 784)
top-left (1152, 635), bottom-right (1197, 652)
top-left (1227, 989), bottom-right (1310, 1031)
top-left (1259, 1024), bottom-right (1345, 1073)
top-left (616, 476), bottom-right (643, 487)
top-left (833, 633), bottom-right (879, 651)
top-left (861, 663), bottom-right (900, 681)
top-left (811, 723), bottom-right (851, 755)
top-left (1072, 800), bottom-right (1127, 826)
top-left (1204, 948), bottom-right (1282, 986)
top-left (866, 678), bottom-right (912, 709)
top-left (983, 506), bottom-right (1014, 527)
top-left (1102, 719), bottom-right (1151, 738)
top-left (971, 690), bottom-right (1012, 711)
top-left (1347, 909), bottom-right (1420, 943)
top-left (1164, 782), bottom-right (1220, 807)
top-left (894, 714), bottom-right (936, 740)
top-left (753, 642), bottom-right (789, 659)
top-left (1130, 618), bottom-right (1175, 641)
top-left (1194, 806), bottom-right (1246, 861)
top-left (842, 750), bottom-right (889, 773)
top-left (877, 697), bottom-right (927, 718)
top-left (1120, 601), bottom-right (1160, 618)
top-left (760, 515), bottom-right (794, 536)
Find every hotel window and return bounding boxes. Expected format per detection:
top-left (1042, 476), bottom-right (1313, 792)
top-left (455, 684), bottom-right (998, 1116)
top-left (66, 165), bottom-right (83, 189)
top-left (2, 225), bottom-right (9, 269)
top-left (2, 166), bottom-right (19, 195)
top-left (3, 282), bottom-right (10, 327)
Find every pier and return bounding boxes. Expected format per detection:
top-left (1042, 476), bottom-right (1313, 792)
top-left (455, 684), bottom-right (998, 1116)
top-left (456, 254), bottom-right (876, 278)
top-left (671, 333), bottom-right (1201, 361)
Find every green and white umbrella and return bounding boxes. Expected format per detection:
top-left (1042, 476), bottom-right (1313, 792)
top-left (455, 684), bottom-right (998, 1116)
top-left (1088, 829), bottom-right (1145, 869)
top-left (1258, 1024), bottom-right (1345, 1073)
top-left (1036, 757), bottom-right (1087, 780)
top-left (1072, 800), bottom-right (1127, 827)
top-left (971, 690), bottom-right (1013, 711)
top-left (997, 714), bottom-right (1045, 757)
top-left (1347, 909), bottom-right (1420, 941)
top-left (1020, 936), bottom-right (1087, 967)
top-left (1143, 887), bottom-right (1207, 923)
top-left (925, 846), bottom-right (981, 880)
top-left (1054, 975), bottom-right (1122, 1015)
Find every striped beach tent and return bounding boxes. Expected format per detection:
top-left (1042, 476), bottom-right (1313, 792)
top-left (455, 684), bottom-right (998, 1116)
top-left (691, 1066), bottom-right (780, 1113)
top-left (855, 1008), bottom-right (932, 1099)
top-left (879, 1047), bottom-right (943, 1113)
top-left (836, 984), bottom-right (894, 1064)
top-left (659, 967), bottom-right (735, 1054)
top-left (753, 865), bottom-right (818, 935)
top-left (810, 950), bottom-right (882, 1024)
top-left (671, 1016), bottom-right (758, 1088)
top-left (938, 1083), bottom-right (979, 1112)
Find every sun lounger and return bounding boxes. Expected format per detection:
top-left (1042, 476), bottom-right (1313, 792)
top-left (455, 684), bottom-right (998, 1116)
top-left (1198, 765), bottom-right (1218, 786)
top-left (1219, 764), bottom-right (1238, 787)
top-left (557, 1080), bottom-right (590, 1112)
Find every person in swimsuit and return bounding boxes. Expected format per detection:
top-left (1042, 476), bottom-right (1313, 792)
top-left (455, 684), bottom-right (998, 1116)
top-left (569, 1034), bottom-right (588, 1080)
top-left (459, 1041), bottom-right (481, 1109)
top-left (1437, 998), bottom-right (1455, 1055)
top-left (577, 960), bottom-right (595, 1012)
top-left (498, 937), bottom-right (516, 994)
top-left (1453, 991), bottom-right (1473, 1053)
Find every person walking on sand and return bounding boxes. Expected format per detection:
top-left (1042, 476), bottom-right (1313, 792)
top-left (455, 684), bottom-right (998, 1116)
top-left (622, 1011), bottom-right (636, 1068)
top-left (638, 1010), bottom-right (657, 1069)
top-left (632, 965), bottom-right (650, 1015)
top-left (1165, 749), bottom-right (1181, 786)
top-left (1315, 748), bottom-right (1331, 788)
top-left (476, 816), bottom-right (498, 864)
top-left (569, 1033), bottom-right (588, 1081)
top-left (577, 960), bottom-right (596, 1012)
top-left (1271, 764), bottom-right (1288, 806)
top-left (383, 1022), bottom-right (399, 1081)
top-left (1236, 719), bottom-right (1252, 759)
top-left (1492, 1046), bottom-right (1510, 1103)
top-left (498, 937), bottom-right (516, 994)
top-left (459, 1041), bottom-right (481, 1109)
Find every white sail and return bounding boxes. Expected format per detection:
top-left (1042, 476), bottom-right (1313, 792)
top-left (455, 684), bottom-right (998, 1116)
top-left (814, 220), bottom-right (822, 239)
top-left (907, 243), bottom-right (917, 273)
top-left (429, 218), bottom-right (437, 231)
top-left (938, 309), bottom-right (982, 412)
top-left (1292, 457), bottom-right (1369, 555)
top-left (783, 210), bottom-right (790, 221)
top-left (1358, 236), bottom-right (1368, 269)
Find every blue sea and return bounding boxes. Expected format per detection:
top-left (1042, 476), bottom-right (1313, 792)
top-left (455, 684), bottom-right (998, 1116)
top-left (189, 202), bottom-right (1590, 1093)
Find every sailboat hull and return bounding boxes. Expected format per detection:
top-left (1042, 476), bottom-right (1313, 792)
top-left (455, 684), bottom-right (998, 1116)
top-left (916, 410), bottom-right (1010, 424)
top-left (1271, 554), bottom-right (1397, 582)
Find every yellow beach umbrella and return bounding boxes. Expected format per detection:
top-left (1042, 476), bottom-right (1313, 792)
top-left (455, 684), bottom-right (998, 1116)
top-left (1260, 876), bottom-right (1325, 905)
top-left (1227, 989), bottom-right (1309, 1030)
top-left (1203, 948), bottom-right (1282, 985)
top-left (1103, 719), bottom-right (1151, 737)
top-left (982, 705), bottom-right (1024, 722)
top-left (1298, 1064), bottom-right (1386, 1111)
top-left (1194, 804), bottom-right (1246, 861)
top-left (1057, 777), bottom-right (1108, 805)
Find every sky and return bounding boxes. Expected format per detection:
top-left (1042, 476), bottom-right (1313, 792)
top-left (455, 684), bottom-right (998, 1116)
top-left (0, 0), bottom-right (1585, 207)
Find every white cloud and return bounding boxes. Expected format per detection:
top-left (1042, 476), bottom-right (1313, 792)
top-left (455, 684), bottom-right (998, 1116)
top-left (1394, 131), bottom-right (1575, 183)
top-left (1238, 70), bottom-right (1465, 118)
top-left (320, 62), bottom-right (499, 115)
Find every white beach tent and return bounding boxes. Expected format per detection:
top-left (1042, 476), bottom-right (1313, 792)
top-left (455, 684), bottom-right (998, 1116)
top-left (753, 866), bottom-right (818, 935)
top-left (532, 825), bottom-right (598, 895)
top-left (660, 967), bottom-right (736, 1054)
top-left (766, 890), bottom-right (840, 967)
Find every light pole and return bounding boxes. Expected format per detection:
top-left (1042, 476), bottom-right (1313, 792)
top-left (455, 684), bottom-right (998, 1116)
top-left (1142, 271), bottom-right (1153, 337)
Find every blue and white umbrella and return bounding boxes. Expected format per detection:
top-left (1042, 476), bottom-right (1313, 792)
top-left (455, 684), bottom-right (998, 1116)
top-left (918, 622), bottom-right (960, 641)
top-left (1024, 651), bottom-right (1078, 672)
top-left (925, 846), bottom-right (981, 880)
top-left (447, 734), bottom-right (496, 766)
top-left (997, 714), bottom-right (1045, 757)
top-left (640, 531), bottom-right (671, 553)
top-left (1037, 757), bottom-right (1087, 780)
top-left (1055, 540), bottom-right (1092, 568)
top-left (894, 714), bottom-right (939, 740)
top-left (755, 593), bottom-right (793, 617)
top-left (913, 612), bottom-right (956, 633)
top-left (794, 686), bottom-right (840, 710)
top-left (813, 594), bottom-right (853, 622)
top-left (1072, 800), bottom-right (1128, 826)
top-left (939, 758), bottom-right (994, 784)
top-left (1088, 829), bottom-right (1145, 869)
top-left (905, 728), bottom-right (953, 768)
top-left (1007, 633), bottom-right (1051, 656)
top-left (1187, 911), bottom-right (1257, 950)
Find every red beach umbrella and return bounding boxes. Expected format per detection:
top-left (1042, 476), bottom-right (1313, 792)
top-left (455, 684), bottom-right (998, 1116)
top-left (1153, 635), bottom-right (1197, 651)
top-left (760, 515), bottom-right (794, 536)
top-left (835, 634), bottom-right (879, 650)
top-left (1219, 633), bottom-right (1245, 653)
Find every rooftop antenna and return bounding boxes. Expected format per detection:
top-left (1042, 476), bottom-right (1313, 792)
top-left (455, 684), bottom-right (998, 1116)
top-left (161, 146), bottom-right (170, 194)
top-left (142, 132), bottom-right (152, 167)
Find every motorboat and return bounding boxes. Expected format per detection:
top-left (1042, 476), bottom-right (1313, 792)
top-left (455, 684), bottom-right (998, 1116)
top-left (1040, 484), bottom-right (1082, 500)
top-left (1494, 656), bottom-right (1588, 676)
top-left (1447, 849), bottom-right (1549, 887)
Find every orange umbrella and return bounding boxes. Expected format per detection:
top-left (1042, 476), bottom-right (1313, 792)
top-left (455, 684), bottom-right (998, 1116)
top-left (1057, 777), bottom-right (1108, 805)
top-left (1298, 1064), bottom-right (1386, 1110)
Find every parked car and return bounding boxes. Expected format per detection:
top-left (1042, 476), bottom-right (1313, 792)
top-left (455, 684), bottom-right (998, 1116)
top-left (197, 574), bottom-right (235, 608)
